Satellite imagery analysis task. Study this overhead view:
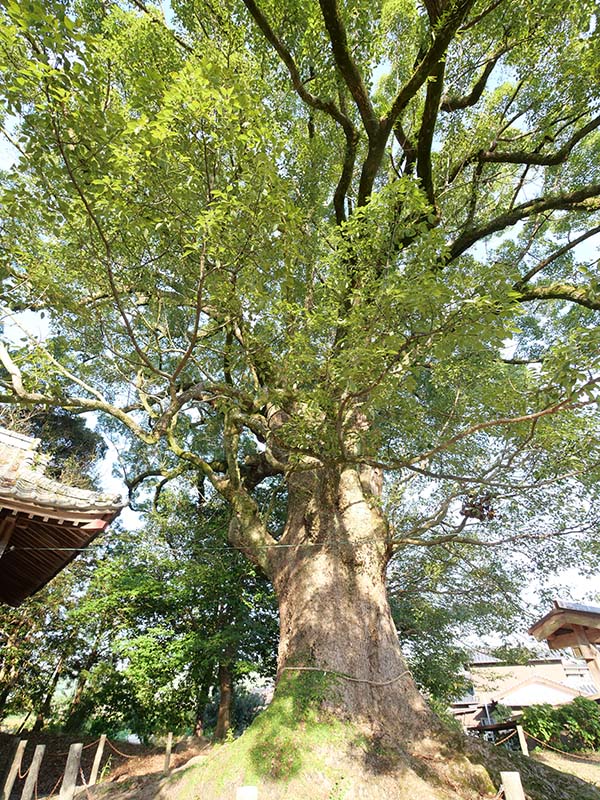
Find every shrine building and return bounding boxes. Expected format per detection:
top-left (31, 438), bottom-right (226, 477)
top-left (0, 426), bottom-right (124, 606)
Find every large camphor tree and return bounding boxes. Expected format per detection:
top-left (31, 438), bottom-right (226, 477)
top-left (1, 0), bottom-right (600, 795)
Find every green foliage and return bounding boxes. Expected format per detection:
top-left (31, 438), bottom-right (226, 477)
top-left (519, 704), bottom-right (562, 746)
top-left (491, 704), bottom-right (514, 724)
top-left (0, 482), bottom-right (278, 742)
top-left (556, 698), bottom-right (600, 751)
top-left (520, 698), bottom-right (600, 752)
top-left (490, 646), bottom-right (541, 666)
top-left (203, 688), bottom-right (265, 737)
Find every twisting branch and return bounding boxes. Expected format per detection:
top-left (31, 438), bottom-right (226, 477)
top-left (441, 47), bottom-right (508, 112)
top-left (240, 0), bottom-right (359, 221)
top-left (240, 0), bottom-right (354, 133)
top-left (449, 183), bottom-right (600, 260)
top-left (317, 0), bottom-right (377, 137)
top-left (515, 223), bottom-right (600, 288)
top-left (357, 0), bottom-right (476, 204)
top-left (477, 114), bottom-right (600, 166)
top-left (0, 340), bottom-right (156, 444)
top-left (385, 0), bottom-right (476, 126)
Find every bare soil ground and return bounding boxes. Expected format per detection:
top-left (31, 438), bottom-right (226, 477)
top-left (0, 731), bottom-right (210, 799)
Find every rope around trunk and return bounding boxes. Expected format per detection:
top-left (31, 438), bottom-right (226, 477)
top-left (281, 665), bottom-right (411, 686)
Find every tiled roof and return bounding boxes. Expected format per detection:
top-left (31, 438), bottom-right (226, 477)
top-left (554, 599), bottom-right (600, 616)
top-left (468, 651), bottom-right (502, 665)
top-left (0, 426), bottom-right (123, 514)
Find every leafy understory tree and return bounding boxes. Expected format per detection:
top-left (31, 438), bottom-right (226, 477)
top-left (1, 0), bottom-right (600, 796)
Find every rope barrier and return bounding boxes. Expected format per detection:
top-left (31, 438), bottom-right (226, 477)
top-left (522, 729), bottom-right (600, 762)
top-left (80, 766), bottom-right (94, 800)
top-left (494, 730), bottom-right (517, 747)
top-left (47, 773), bottom-right (64, 798)
top-left (281, 665), bottom-right (411, 686)
top-left (56, 738), bottom-right (101, 756)
top-left (105, 739), bottom-right (138, 759)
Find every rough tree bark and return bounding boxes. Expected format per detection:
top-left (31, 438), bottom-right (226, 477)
top-left (265, 464), bottom-right (435, 742)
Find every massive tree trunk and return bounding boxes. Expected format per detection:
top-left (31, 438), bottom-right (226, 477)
top-left (268, 465), bottom-right (434, 743)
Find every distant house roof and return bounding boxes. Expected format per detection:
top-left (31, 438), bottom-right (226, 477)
top-left (468, 651), bottom-right (502, 665)
top-left (0, 427), bottom-right (124, 606)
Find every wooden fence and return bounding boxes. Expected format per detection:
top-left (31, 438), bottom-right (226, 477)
top-left (1, 733), bottom-right (173, 800)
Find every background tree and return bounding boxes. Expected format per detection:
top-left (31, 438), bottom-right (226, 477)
top-left (1, 0), bottom-right (600, 795)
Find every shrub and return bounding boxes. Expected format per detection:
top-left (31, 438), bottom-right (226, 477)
top-left (519, 704), bottom-right (562, 746)
top-left (555, 697), bottom-right (600, 751)
top-left (520, 698), bottom-right (600, 752)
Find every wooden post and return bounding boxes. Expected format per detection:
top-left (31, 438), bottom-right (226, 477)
top-left (59, 743), bottom-right (83, 800)
top-left (236, 788), bottom-right (258, 800)
top-left (516, 725), bottom-right (529, 756)
top-left (20, 745), bottom-right (45, 800)
top-left (0, 517), bottom-right (16, 560)
top-left (88, 734), bottom-right (107, 786)
top-left (573, 625), bottom-right (600, 692)
top-left (1, 739), bottom-right (28, 800)
top-left (163, 732), bottom-right (173, 776)
top-left (500, 771), bottom-right (526, 800)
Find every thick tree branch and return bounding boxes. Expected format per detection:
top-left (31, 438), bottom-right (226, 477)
top-left (518, 282), bottom-right (600, 310)
top-left (357, 0), bottom-right (476, 204)
top-left (333, 128), bottom-right (359, 224)
top-left (384, 0), bottom-right (476, 128)
top-left (241, 0), bottom-right (354, 134)
top-left (441, 47), bottom-right (507, 112)
top-left (416, 60), bottom-right (446, 208)
top-left (240, 0), bottom-right (358, 221)
top-left (449, 183), bottom-right (600, 260)
top-left (317, 0), bottom-right (377, 137)
top-left (477, 114), bottom-right (600, 166)
top-left (515, 223), bottom-right (600, 287)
